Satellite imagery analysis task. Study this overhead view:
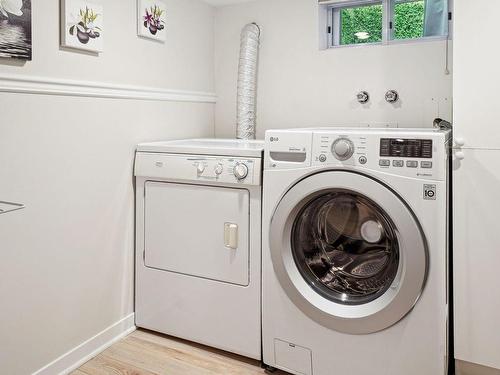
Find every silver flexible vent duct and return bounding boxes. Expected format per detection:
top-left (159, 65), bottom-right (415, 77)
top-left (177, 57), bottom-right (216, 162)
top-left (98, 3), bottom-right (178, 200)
top-left (236, 23), bottom-right (260, 140)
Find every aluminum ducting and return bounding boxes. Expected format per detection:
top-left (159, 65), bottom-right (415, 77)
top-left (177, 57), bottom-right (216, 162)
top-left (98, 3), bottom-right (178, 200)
top-left (236, 23), bottom-right (260, 140)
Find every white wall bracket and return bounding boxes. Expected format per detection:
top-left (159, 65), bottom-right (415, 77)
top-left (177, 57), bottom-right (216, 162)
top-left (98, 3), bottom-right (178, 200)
top-left (0, 201), bottom-right (25, 215)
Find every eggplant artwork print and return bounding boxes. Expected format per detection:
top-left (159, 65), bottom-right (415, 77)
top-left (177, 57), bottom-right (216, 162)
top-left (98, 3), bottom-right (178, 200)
top-left (61, 0), bottom-right (104, 53)
top-left (69, 7), bottom-right (101, 45)
top-left (0, 0), bottom-right (32, 60)
top-left (137, 0), bottom-right (166, 42)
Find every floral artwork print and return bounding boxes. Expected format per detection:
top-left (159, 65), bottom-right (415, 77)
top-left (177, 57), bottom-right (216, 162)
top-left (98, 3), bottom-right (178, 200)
top-left (137, 0), bottom-right (166, 42)
top-left (0, 0), bottom-right (31, 60)
top-left (61, 0), bottom-right (103, 53)
top-left (0, 0), bottom-right (23, 18)
top-left (143, 5), bottom-right (164, 36)
top-left (69, 6), bottom-right (101, 45)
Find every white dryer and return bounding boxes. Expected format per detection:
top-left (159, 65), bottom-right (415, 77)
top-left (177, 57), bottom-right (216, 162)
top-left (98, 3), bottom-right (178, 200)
top-left (135, 139), bottom-right (264, 359)
top-left (262, 128), bottom-right (450, 375)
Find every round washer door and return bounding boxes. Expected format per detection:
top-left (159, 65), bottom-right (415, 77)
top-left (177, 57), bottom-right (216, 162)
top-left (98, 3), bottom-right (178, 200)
top-left (270, 171), bottom-right (427, 334)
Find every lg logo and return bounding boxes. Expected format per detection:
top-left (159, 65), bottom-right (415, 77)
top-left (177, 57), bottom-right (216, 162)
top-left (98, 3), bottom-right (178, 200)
top-left (270, 137), bottom-right (279, 142)
top-left (423, 184), bottom-right (437, 200)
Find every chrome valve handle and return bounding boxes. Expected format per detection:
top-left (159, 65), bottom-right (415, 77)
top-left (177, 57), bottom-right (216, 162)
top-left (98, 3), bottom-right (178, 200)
top-left (357, 91), bottom-right (370, 104)
top-left (385, 90), bottom-right (399, 103)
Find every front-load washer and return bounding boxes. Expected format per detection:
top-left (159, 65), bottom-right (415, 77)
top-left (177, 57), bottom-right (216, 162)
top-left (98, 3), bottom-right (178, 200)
top-left (135, 138), bottom-right (264, 359)
top-left (262, 128), bottom-right (450, 375)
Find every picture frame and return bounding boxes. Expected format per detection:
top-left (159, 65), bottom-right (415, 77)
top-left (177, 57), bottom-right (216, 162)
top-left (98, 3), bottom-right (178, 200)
top-left (61, 0), bottom-right (103, 53)
top-left (0, 0), bottom-right (32, 60)
top-left (137, 0), bottom-right (166, 43)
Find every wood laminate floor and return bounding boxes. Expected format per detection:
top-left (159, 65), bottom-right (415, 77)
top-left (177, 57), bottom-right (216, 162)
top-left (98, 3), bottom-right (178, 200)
top-left (72, 329), bottom-right (288, 375)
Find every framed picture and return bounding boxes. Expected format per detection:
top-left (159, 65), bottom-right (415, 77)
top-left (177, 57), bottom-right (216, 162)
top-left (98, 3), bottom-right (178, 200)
top-left (137, 0), bottom-right (166, 42)
top-left (0, 0), bottom-right (32, 60)
top-left (61, 0), bottom-right (103, 53)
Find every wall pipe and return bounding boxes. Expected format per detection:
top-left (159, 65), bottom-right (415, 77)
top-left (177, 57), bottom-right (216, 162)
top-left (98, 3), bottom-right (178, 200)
top-left (236, 23), bottom-right (261, 140)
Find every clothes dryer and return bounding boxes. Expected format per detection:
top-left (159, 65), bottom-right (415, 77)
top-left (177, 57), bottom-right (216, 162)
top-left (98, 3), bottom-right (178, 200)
top-left (135, 139), bottom-right (264, 359)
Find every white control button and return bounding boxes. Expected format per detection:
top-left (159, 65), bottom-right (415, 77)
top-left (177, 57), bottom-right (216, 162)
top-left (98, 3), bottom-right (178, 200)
top-left (332, 138), bottom-right (354, 160)
top-left (214, 163), bottom-right (224, 175)
top-left (379, 159), bottom-right (390, 167)
top-left (197, 163), bottom-right (206, 174)
top-left (233, 163), bottom-right (249, 180)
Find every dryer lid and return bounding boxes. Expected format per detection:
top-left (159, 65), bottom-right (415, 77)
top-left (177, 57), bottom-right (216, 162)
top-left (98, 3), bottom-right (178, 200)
top-left (137, 138), bottom-right (264, 158)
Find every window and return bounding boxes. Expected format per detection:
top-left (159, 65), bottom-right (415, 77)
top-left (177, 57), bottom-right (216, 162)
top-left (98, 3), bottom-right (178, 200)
top-left (338, 2), bottom-right (383, 45)
top-left (393, 0), bottom-right (426, 40)
top-left (324, 0), bottom-right (450, 48)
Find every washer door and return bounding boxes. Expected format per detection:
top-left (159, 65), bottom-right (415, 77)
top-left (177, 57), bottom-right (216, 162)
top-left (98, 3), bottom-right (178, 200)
top-left (270, 171), bottom-right (427, 334)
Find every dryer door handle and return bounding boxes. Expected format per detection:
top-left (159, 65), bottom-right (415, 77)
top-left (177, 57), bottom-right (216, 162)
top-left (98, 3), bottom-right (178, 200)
top-left (224, 223), bottom-right (238, 249)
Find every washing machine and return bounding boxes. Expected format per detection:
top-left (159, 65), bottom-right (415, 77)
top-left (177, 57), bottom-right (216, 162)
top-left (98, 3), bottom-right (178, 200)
top-left (262, 128), bottom-right (451, 375)
top-left (135, 138), bottom-right (264, 359)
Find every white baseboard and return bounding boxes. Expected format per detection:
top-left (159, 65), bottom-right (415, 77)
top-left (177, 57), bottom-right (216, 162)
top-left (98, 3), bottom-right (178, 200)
top-left (32, 313), bottom-right (136, 375)
top-left (0, 73), bottom-right (217, 103)
top-left (456, 360), bottom-right (500, 375)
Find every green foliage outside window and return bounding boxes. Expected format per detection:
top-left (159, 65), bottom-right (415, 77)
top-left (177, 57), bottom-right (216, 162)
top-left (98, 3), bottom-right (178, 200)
top-left (394, 1), bottom-right (425, 39)
top-left (340, 1), bottom-right (425, 45)
top-left (340, 4), bottom-right (383, 45)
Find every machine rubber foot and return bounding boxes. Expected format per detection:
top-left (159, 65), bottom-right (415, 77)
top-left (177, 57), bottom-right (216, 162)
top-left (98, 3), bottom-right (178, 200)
top-left (264, 365), bottom-right (277, 374)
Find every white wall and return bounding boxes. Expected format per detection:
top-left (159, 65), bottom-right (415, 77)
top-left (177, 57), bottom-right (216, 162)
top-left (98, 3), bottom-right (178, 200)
top-left (1, 0), bottom-right (214, 91)
top-left (214, 0), bottom-right (452, 139)
top-left (0, 1), bottom-right (215, 374)
top-left (453, 0), bottom-right (500, 150)
top-left (453, 1), bottom-right (500, 373)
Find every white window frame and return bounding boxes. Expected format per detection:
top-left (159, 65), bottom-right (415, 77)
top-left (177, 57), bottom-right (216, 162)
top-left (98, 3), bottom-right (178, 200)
top-left (325, 0), bottom-right (452, 49)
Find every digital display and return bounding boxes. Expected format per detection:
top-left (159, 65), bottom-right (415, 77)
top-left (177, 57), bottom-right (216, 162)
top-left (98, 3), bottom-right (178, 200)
top-left (380, 138), bottom-right (433, 159)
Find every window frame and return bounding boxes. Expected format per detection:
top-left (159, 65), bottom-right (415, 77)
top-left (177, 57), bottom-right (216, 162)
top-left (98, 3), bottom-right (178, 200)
top-left (326, 0), bottom-right (451, 49)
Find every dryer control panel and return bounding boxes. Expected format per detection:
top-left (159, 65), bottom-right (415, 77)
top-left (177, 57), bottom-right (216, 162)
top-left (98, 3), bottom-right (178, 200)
top-left (135, 153), bottom-right (262, 186)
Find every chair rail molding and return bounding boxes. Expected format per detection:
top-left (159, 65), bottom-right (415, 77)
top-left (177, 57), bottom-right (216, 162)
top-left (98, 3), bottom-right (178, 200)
top-left (0, 73), bottom-right (217, 103)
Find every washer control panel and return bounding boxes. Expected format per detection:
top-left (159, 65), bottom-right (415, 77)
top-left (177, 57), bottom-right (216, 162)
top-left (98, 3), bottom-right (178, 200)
top-left (266, 128), bottom-right (449, 181)
top-left (135, 153), bottom-right (262, 186)
top-left (313, 133), bottom-right (367, 167)
top-left (311, 130), bottom-right (447, 181)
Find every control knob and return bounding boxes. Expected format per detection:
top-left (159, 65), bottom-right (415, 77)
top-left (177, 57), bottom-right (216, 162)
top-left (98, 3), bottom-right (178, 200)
top-left (214, 163), bottom-right (224, 175)
top-left (332, 138), bottom-right (355, 161)
top-left (197, 163), bottom-right (206, 174)
top-left (233, 163), bottom-right (249, 180)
